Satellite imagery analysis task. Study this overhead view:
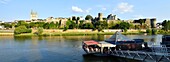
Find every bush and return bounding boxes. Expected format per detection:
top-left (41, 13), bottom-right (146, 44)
top-left (123, 28), bottom-right (127, 33)
top-left (152, 29), bottom-right (157, 35)
top-left (37, 27), bottom-right (43, 35)
top-left (14, 26), bottom-right (32, 34)
top-left (98, 26), bottom-right (103, 32)
top-left (146, 29), bottom-right (152, 34)
top-left (63, 26), bottom-right (68, 31)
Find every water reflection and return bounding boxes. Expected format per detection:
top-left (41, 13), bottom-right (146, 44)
top-left (14, 36), bottom-right (32, 43)
top-left (0, 35), bottom-right (163, 62)
top-left (83, 56), bottom-right (141, 62)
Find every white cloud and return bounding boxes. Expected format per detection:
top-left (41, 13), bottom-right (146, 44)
top-left (71, 6), bottom-right (91, 13)
top-left (133, 15), bottom-right (156, 19)
top-left (133, 15), bottom-right (144, 19)
top-left (95, 5), bottom-right (107, 11)
top-left (113, 2), bottom-right (134, 14)
top-left (85, 8), bottom-right (92, 13)
top-left (102, 7), bottom-right (106, 11)
top-left (0, 0), bottom-right (10, 4)
top-left (72, 6), bottom-right (84, 13)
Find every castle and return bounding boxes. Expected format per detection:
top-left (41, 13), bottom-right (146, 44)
top-left (15, 10), bottom-right (157, 28)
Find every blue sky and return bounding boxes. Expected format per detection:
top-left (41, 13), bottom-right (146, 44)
top-left (0, 0), bottom-right (170, 22)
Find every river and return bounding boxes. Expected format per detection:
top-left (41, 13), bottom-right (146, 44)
top-left (0, 35), bottom-right (163, 62)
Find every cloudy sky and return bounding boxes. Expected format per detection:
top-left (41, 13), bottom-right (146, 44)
top-left (0, 0), bottom-right (170, 22)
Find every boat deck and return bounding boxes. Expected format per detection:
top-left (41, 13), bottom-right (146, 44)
top-left (109, 45), bottom-right (170, 62)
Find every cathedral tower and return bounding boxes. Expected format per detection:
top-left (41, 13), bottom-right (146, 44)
top-left (30, 10), bottom-right (38, 20)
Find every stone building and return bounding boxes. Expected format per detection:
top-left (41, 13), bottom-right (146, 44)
top-left (106, 14), bottom-right (119, 24)
top-left (98, 13), bottom-right (103, 21)
top-left (133, 18), bottom-right (157, 28)
top-left (30, 10), bottom-right (38, 20)
top-left (46, 17), bottom-right (68, 27)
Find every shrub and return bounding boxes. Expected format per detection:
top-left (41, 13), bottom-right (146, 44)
top-left (98, 26), bottom-right (103, 32)
top-left (152, 29), bottom-right (157, 35)
top-left (37, 27), bottom-right (43, 35)
top-left (14, 26), bottom-right (32, 34)
top-left (146, 29), bottom-right (152, 34)
top-left (63, 26), bottom-right (68, 31)
top-left (123, 28), bottom-right (127, 33)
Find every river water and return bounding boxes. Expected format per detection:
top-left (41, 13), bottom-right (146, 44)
top-left (0, 35), bottom-right (163, 62)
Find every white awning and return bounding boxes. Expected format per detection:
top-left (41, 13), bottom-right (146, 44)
top-left (97, 41), bottom-right (116, 47)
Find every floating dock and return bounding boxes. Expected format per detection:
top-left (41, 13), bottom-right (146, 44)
top-left (110, 45), bottom-right (170, 62)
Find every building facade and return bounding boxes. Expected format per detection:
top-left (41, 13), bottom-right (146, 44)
top-left (30, 10), bottom-right (38, 20)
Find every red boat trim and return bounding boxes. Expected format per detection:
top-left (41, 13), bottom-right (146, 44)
top-left (83, 40), bottom-right (99, 45)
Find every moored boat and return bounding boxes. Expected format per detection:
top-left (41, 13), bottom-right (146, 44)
top-left (82, 40), bottom-right (116, 56)
top-left (105, 31), bottom-right (145, 50)
top-left (162, 35), bottom-right (170, 47)
top-left (82, 31), bottom-right (146, 56)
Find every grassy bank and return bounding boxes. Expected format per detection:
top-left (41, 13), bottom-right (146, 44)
top-left (1, 31), bottom-right (145, 36)
top-left (41, 32), bottom-right (143, 36)
top-left (0, 33), bottom-right (14, 36)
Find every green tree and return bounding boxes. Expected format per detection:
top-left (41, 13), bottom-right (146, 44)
top-left (93, 21), bottom-right (100, 29)
top-left (37, 27), bottom-right (43, 35)
top-left (98, 25), bottom-right (103, 32)
top-left (108, 21), bottom-right (116, 29)
top-left (76, 17), bottom-right (80, 24)
top-left (14, 26), bottom-right (32, 34)
top-left (49, 22), bottom-right (56, 29)
top-left (79, 20), bottom-right (84, 29)
top-left (152, 29), bottom-right (157, 35)
top-left (58, 20), bottom-right (62, 28)
top-left (66, 20), bottom-right (76, 29)
top-left (43, 23), bottom-right (50, 29)
top-left (129, 23), bottom-right (135, 29)
top-left (123, 28), bottom-right (128, 33)
top-left (11, 22), bottom-right (16, 29)
top-left (85, 15), bottom-right (93, 20)
top-left (29, 22), bottom-right (36, 28)
top-left (163, 21), bottom-right (170, 31)
top-left (162, 20), bottom-right (167, 27)
top-left (63, 26), bottom-right (68, 31)
top-left (100, 21), bottom-right (108, 29)
top-left (16, 21), bottom-right (28, 27)
top-left (83, 23), bottom-right (94, 29)
top-left (72, 16), bottom-right (77, 21)
top-left (146, 29), bottom-right (152, 34)
top-left (139, 19), bottom-right (145, 25)
top-left (119, 22), bottom-right (130, 29)
top-left (69, 21), bottom-right (76, 29)
top-left (55, 22), bottom-right (59, 29)
top-left (3, 23), bottom-right (12, 29)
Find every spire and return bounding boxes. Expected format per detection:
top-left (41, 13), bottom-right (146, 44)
top-left (31, 10), bottom-right (34, 14)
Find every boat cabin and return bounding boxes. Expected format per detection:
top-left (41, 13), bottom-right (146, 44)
top-left (105, 31), bottom-right (144, 50)
top-left (162, 35), bottom-right (170, 47)
top-left (82, 40), bottom-right (116, 54)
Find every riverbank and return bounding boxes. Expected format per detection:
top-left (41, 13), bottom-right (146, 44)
top-left (13, 32), bottom-right (143, 36)
top-left (0, 29), bottom-right (146, 36)
top-left (0, 33), bottom-right (14, 36)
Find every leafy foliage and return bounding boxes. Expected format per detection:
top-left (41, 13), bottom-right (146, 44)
top-left (110, 22), bottom-right (130, 29)
top-left (82, 23), bottom-right (94, 29)
top-left (63, 26), bottom-right (68, 31)
top-left (37, 27), bottom-right (43, 35)
top-left (85, 15), bottom-right (93, 20)
top-left (14, 26), bottom-right (32, 34)
top-left (146, 29), bottom-right (152, 34)
top-left (162, 20), bottom-right (170, 31)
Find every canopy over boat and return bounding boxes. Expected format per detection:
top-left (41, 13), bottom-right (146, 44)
top-left (97, 41), bottom-right (116, 47)
top-left (105, 31), bottom-right (144, 44)
top-left (83, 40), bottom-right (99, 45)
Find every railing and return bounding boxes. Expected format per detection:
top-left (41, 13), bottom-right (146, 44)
top-left (110, 46), bottom-right (170, 62)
